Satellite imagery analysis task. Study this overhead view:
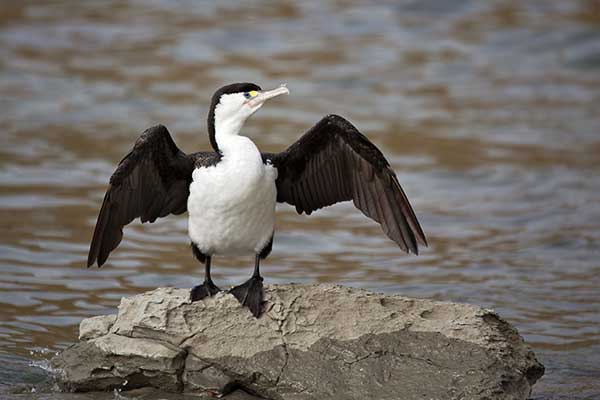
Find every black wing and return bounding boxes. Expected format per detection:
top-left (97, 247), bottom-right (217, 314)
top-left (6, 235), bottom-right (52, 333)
top-left (87, 125), bottom-right (219, 267)
top-left (264, 114), bottom-right (427, 254)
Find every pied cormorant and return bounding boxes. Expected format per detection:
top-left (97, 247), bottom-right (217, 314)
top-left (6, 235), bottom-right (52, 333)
top-left (87, 83), bottom-right (427, 317)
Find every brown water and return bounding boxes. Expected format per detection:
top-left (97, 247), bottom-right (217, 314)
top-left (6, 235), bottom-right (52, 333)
top-left (1, 1), bottom-right (600, 398)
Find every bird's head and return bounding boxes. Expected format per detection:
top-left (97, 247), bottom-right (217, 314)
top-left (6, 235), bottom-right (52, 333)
top-left (208, 82), bottom-right (289, 152)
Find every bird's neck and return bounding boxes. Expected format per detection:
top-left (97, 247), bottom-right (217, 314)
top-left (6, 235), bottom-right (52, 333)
top-left (214, 116), bottom-right (243, 151)
top-left (214, 118), bottom-right (256, 157)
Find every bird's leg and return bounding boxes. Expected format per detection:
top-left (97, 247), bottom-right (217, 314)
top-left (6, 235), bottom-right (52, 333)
top-left (190, 255), bottom-right (221, 301)
top-left (229, 254), bottom-right (264, 317)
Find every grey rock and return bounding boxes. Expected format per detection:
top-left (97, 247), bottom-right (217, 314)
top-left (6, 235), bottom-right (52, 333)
top-left (51, 284), bottom-right (544, 400)
top-left (52, 333), bottom-right (186, 393)
top-left (79, 314), bottom-right (116, 340)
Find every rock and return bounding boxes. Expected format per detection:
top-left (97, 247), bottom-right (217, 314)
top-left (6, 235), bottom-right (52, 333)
top-left (53, 333), bottom-right (186, 392)
top-left (51, 284), bottom-right (544, 400)
top-left (78, 314), bottom-right (116, 340)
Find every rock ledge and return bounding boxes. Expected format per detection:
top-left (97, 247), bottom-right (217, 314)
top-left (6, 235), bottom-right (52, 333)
top-left (51, 284), bottom-right (544, 399)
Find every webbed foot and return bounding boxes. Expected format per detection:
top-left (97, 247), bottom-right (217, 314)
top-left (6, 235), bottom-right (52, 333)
top-left (229, 276), bottom-right (264, 317)
top-left (190, 280), bottom-right (221, 301)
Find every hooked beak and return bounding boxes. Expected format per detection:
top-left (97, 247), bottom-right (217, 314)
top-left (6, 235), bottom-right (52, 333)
top-left (247, 84), bottom-right (290, 108)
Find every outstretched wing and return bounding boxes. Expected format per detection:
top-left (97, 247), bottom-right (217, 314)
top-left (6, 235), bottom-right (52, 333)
top-left (265, 114), bottom-right (427, 254)
top-left (87, 125), bottom-right (218, 267)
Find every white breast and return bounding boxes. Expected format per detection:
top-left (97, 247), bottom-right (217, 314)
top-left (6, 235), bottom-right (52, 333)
top-left (187, 137), bottom-right (278, 256)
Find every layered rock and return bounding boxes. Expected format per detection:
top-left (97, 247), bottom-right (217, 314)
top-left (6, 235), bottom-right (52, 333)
top-left (51, 284), bottom-right (544, 399)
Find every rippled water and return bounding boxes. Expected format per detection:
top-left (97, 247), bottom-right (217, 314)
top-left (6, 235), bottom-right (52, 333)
top-left (1, 1), bottom-right (600, 398)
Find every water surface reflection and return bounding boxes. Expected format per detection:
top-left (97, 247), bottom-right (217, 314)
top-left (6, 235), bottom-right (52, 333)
top-left (1, 1), bottom-right (599, 398)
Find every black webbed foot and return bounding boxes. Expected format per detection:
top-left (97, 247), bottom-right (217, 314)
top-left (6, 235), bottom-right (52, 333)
top-left (229, 276), bottom-right (264, 317)
top-left (190, 280), bottom-right (221, 302)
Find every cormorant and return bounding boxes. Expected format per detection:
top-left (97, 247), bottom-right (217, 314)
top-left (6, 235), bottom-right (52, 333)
top-left (87, 83), bottom-right (427, 317)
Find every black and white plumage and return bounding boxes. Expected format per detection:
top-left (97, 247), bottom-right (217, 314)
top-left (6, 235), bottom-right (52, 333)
top-left (87, 82), bottom-right (427, 317)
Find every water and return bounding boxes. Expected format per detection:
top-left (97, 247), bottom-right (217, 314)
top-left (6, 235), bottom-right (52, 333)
top-left (1, 1), bottom-right (599, 398)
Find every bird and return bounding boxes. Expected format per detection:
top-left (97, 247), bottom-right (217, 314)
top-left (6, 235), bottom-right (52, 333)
top-left (87, 82), bottom-right (427, 317)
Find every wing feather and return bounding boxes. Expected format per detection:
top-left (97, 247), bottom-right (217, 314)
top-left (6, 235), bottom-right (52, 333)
top-left (267, 114), bottom-right (427, 254)
top-left (87, 125), bottom-right (219, 267)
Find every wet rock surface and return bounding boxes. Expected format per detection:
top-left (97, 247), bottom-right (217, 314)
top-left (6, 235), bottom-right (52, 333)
top-left (51, 284), bottom-right (544, 399)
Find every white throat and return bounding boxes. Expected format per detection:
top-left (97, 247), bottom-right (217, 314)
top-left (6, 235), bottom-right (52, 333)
top-left (213, 99), bottom-right (256, 154)
top-left (215, 117), bottom-right (243, 148)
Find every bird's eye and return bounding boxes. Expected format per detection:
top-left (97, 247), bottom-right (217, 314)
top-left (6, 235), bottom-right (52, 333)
top-left (244, 91), bottom-right (258, 99)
